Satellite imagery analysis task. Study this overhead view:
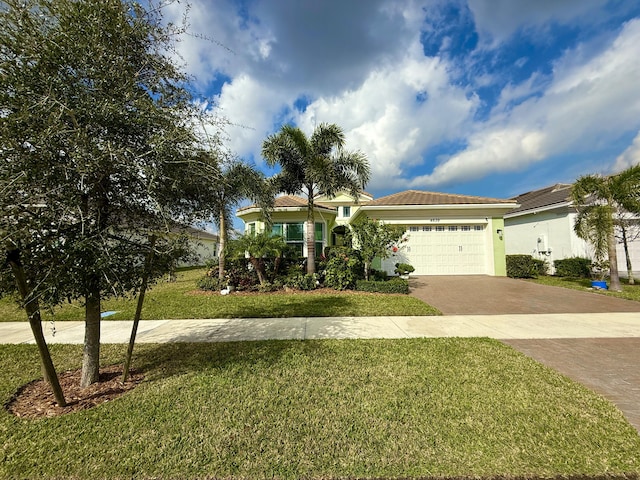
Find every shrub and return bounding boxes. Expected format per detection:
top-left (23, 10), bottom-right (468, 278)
top-left (356, 277), bottom-right (409, 294)
top-left (394, 263), bottom-right (415, 275)
top-left (506, 255), bottom-right (542, 278)
top-left (323, 250), bottom-right (363, 290)
top-left (196, 275), bottom-right (224, 291)
top-left (553, 257), bottom-right (592, 278)
top-left (370, 269), bottom-right (389, 281)
top-left (225, 258), bottom-right (259, 291)
top-left (284, 273), bottom-right (319, 291)
top-left (532, 258), bottom-right (549, 276)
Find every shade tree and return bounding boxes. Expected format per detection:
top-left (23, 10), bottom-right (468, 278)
top-left (0, 0), bottom-right (221, 389)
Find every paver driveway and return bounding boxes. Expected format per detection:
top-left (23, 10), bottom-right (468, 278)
top-left (409, 275), bottom-right (640, 315)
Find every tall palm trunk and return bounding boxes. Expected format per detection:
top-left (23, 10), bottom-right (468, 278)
top-left (306, 191), bottom-right (316, 275)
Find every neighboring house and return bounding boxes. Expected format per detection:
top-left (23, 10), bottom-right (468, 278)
top-left (236, 190), bottom-right (518, 276)
top-left (176, 226), bottom-right (219, 267)
top-left (504, 183), bottom-right (640, 275)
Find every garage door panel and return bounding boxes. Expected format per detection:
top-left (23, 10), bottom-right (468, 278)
top-left (383, 225), bottom-right (487, 275)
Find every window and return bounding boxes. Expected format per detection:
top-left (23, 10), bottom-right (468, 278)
top-left (436, 226), bottom-right (445, 232)
top-left (271, 223), bottom-right (283, 236)
top-left (342, 206), bottom-right (351, 217)
top-left (422, 226), bottom-right (432, 232)
top-left (474, 225), bottom-right (483, 231)
top-left (409, 226), bottom-right (419, 232)
top-left (461, 225), bottom-right (471, 231)
top-left (448, 226), bottom-right (458, 232)
top-left (270, 223), bottom-right (304, 256)
top-left (247, 223), bottom-right (256, 235)
top-left (315, 222), bottom-right (325, 258)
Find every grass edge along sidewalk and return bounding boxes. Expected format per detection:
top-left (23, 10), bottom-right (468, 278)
top-left (0, 268), bottom-right (441, 321)
top-left (2, 339), bottom-right (640, 479)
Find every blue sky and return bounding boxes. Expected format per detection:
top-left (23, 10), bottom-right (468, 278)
top-left (166, 0), bottom-right (640, 226)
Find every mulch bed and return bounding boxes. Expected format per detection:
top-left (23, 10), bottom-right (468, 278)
top-left (5, 365), bottom-right (144, 419)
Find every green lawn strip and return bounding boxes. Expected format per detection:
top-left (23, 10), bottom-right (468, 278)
top-left (2, 339), bottom-right (639, 479)
top-left (531, 276), bottom-right (640, 302)
top-left (0, 268), bottom-right (440, 321)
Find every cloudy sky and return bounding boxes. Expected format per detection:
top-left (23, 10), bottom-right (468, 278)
top-left (167, 0), bottom-right (640, 207)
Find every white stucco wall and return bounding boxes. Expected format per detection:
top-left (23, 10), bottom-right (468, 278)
top-left (505, 208), bottom-right (591, 273)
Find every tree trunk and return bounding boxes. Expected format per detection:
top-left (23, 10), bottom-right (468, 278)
top-left (306, 191), bottom-right (316, 275)
top-left (250, 258), bottom-right (267, 285)
top-left (364, 260), bottom-right (371, 281)
top-left (81, 283), bottom-right (101, 387)
top-left (218, 212), bottom-right (226, 281)
top-left (123, 235), bottom-right (156, 383)
top-left (608, 225), bottom-right (622, 292)
top-left (621, 224), bottom-right (635, 285)
top-left (7, 249), bottom-right (67, 406)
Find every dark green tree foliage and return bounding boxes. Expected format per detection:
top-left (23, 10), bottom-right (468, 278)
top-left (262, 123), bottom-right (370, 274)
top-left (1, 0), bottom-right (215, 387)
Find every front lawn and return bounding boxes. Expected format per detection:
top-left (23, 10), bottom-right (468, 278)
top-left (2, 339), bottom-right (639, 479)
top-left (531, 275), bottom-right (640, 302)
top-left (0, 268), bottom-right (440, 321)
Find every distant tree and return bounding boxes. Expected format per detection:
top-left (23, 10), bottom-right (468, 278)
top-left (347, 217), bottom-right (406, 280)
top-left (262, 123), bottom-right (370, 274)
top-left (0, 0), bottom-right (218, 388)
top-left (229, 231), bottom-right (287, 285)
top-left (572, 165), bottom-right (640, 291)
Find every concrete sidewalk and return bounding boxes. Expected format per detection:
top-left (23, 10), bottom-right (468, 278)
top-left (2, 312), bottom-right (640, 344)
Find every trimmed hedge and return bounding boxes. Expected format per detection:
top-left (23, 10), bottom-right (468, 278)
top-left (355, 277), bottom-right (409, 294)
top-left (553, 257), bottom-right (592, 278)
top-left (506, 254), bottom-right (547, 278)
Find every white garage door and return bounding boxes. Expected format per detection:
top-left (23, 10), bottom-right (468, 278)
top-left (383, 225), bottom-right (487, 275)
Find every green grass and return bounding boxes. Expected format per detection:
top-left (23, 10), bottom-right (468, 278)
top-left (0, 269), bottom-right (440, 321)
top-left (2, 339), bottom-right (639, 479)
top-left (531, 275), bottom-right (640, 302)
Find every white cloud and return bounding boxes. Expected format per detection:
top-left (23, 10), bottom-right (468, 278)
top-left (409, 17), bottom-right (640, 187)
top-left (468, 0), bottom-right (611, 44)
top-left (614, 132), bottom-right (640, 171)
top-left (214, 75), bottom-right (293, 161)
top-left (292, 40), bottom-right (478, 191)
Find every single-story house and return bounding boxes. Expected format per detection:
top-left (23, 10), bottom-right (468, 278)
top-left (237, 190), bottom-right (518, 276)
top-left (504, 183), bottom-right (640, 275)
top-left (176, 226), bottom-right (219, 267)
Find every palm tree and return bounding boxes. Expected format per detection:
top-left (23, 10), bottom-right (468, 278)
top-left (209, 156), bottom-right (274, 280)
top-left (229, 231), bottom-right (287, 285)
top-left (571, 165), bottom-right (640, 292)
top-left (262, 123), bottom-right (370, 274)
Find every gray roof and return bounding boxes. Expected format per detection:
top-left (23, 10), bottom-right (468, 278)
top-left (507, 183), bottom-right (573, 215)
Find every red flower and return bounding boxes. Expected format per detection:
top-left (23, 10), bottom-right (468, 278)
top-left (392, 246), bottom-right (398, 252)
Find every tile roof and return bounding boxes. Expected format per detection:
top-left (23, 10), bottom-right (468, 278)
top-left (507, 184), bottom-right (573, 215)
top-left (363, 190), bottom-right (515, 206)
top-left (238, 195), bottom-right (335, 213)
